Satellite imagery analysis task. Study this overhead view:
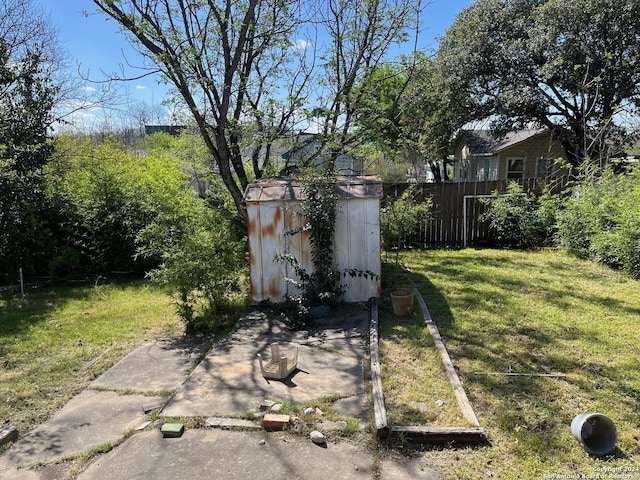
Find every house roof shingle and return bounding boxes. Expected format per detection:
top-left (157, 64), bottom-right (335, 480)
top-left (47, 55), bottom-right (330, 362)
top-left (458, 129), bottom-right (548, 155)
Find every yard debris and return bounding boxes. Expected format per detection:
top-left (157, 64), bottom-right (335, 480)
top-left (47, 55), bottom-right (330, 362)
top-left (310, 430), bottom-right (327, 446)
top-left (135, 421), bottom-right (152, 431)
top-left (0, 426), bottom-right (18, 447)
top-left (318, 421), bottom-right (348, 432)
top-left (259, 400), bottom-right (275, 410)
top-left (262, 413), bottom-right (290, 430)
top-left (142, 400), bottom-right (163, 413)
top-left (161, 423), bottom-right (185, 438)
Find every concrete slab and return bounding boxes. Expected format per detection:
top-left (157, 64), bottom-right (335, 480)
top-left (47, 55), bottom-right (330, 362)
top-left (162, 308), bottom-right (368, 417)
top-left (76, 429), bottom-right (372, 480)
top-left (380, 456), bottom-right (441, 480)
top-left (0, 462), bottom-right (77, 480)
top-left (0, 468), bottom-right (40, 480)
top-left (3, 306), bottom-right (444, 480)
top-left (90, 336), bottom-right (211, 392)
top-left (162, 335), bottom-right (366, 417)
top-left (332, 394), bottom-right (369, 418)
top-left (0, 390), bottom-right (163, 469)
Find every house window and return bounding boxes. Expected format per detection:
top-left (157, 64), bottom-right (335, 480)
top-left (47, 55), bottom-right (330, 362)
top-left (477, 157), bottom-right (498, 181)
top-left (507, 158), bottom-right (524, 179)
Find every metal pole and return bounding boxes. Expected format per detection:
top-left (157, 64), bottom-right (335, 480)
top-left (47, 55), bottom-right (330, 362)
top-left (19, 267), bottom-right (25, 298)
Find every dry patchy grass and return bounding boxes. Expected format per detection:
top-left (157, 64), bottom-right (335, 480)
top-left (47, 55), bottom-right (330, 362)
top-left (0, 280), bottom-right (182, 439)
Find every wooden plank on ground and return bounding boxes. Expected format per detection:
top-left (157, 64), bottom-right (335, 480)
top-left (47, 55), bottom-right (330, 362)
top-left (391, 426), bottom-right (486, 444)
top-left (369, 297), bottom-right (389, 439)
top-left (413, 288), bottom-right (482, 428)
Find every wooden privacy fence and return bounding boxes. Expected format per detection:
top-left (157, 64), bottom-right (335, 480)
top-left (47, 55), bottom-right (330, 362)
top-left (383, 177), bottom-right (569, 248)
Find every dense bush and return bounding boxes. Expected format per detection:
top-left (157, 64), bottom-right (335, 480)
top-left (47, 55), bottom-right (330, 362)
top-left (0, 39), bottom-right (58, 283)
top-left (141, 206), bottom-right (245, 332)
top-left (480, 182), bottom-right (559, 249)
top-left (557, 167), bottom-right (640, 278)
top-left (48, 135), bottom-right (188, 273)
top-left (381, 184), bottom-right (432, 255)
top-left (47, 134), bottom-right (246, 329)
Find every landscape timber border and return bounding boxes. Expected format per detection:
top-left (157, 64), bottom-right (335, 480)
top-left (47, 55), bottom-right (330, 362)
top-left (369, 290), bottom-right (487, 444)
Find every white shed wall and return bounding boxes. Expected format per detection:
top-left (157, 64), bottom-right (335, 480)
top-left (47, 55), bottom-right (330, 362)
top-left (247, 197), bottom-right (381, 304)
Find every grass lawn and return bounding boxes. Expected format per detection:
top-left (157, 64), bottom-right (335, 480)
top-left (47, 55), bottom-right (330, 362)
top-left (0, 280), bottom-right (183, 440)
top-left (380, 248), bottom-right (640, 479)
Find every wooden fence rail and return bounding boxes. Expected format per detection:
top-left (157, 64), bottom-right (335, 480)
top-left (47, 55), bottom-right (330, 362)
top-left (383, 177), bottom-right (569, 248)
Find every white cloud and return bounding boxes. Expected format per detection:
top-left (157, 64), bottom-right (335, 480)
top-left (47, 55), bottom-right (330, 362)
top-left (295, 39), bottom-right (311, 50)
top-left (136, 85), bottom-right (147, 90)
top-left (82, 86), bottom-right (97, 92)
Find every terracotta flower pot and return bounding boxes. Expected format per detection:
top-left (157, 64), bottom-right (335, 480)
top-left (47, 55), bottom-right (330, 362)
top-left (390, 289), bottom-right (414, 317)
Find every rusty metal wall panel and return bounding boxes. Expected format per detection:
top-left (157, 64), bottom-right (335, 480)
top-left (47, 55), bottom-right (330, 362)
top-left (282, 202), bottom-right (312, 299)
top-left (246, 178), bottom-right (382, 304)
top-left (247, 203), bottom-right (262, 302)
top-left (248, 201), bottom-right (287, 303)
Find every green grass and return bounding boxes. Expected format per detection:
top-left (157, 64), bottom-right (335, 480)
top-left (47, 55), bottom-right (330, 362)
top-left (0, 280), bottom-right (182, 438)
top-left (381, 249), bottom-right (640, 478)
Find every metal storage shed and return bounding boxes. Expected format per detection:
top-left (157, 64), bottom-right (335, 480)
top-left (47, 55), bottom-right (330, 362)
top-left (243, 175), bottom-right (382, 304)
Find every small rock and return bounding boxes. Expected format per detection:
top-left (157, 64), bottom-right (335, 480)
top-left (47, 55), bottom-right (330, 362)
top-left (260, 400), bottom-right (275, 410)
top-left (290, 416), bottom-right (305, 432)
top-left (314, 407), bottom-right (324, 416)
top-left (253, 411), bottom-right (266, 419)
top-left (205, 417), bottom-right (223, 427)
top-left (259, 439), bottom-right (266, 445)
top-left (271, 403), bottom-right (283, 412)
top-left (0, 426), bottom-right (18, 447)
top-left (303, 407), bottom-right (315, 415)
top-left (318, 420), bottom-right (348, 431)
top-left (310, 430), bottom-right (326, 445)
top-left (435, 400), bottom-right (445, 407)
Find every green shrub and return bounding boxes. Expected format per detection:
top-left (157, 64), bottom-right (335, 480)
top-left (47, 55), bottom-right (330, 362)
top-left (47, 134), bottom-right (248, 330)
top-left (48, 136), bottom-right (181, 272)
top-left (381, 184), bottom-right (432, 257)
top-left (142, 206), bottom-right (246, 332)
top-left (557, 167), bottom-right (640, 278)
top-left (480, 182), bottom-right (559, 249)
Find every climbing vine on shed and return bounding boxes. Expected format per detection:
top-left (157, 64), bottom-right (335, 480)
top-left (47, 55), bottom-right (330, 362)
top-left (276, 165), bottom-right (377, 325)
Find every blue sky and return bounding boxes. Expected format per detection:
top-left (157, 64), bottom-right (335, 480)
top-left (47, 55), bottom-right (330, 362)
top-left (35, 0), bottom-right (474, 127)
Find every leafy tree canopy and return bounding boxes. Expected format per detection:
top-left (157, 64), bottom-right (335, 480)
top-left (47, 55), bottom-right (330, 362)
top-left (353, 54), bottom-right (465, 182)
top-left (436, 0), bottom-right (640, 170)
top-left (0, 0), bottom-right (61, 280)
top-left (92, 0), bottom-right (421, 227)
top-left (353, 62), bottom-right (408, 154)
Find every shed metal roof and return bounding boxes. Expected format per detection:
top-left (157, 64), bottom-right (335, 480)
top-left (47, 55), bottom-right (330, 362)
top-left (243, 175), bottom-right (383, 202)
